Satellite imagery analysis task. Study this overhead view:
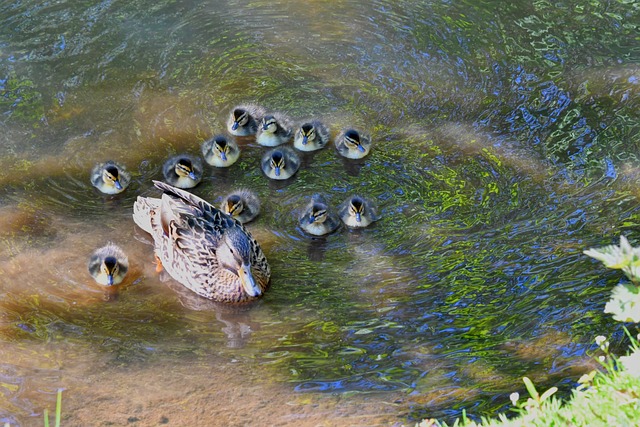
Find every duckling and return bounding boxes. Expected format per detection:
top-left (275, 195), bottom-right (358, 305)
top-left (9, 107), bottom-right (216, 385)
top-left (202, 134), bottom-right (240, 167)
top-left (227, 104), bottom-right (266, 136)
top-left (162, 155), bottom-right (203, 189)
top-left (90, 161), bottom-right (131, 194)
top-left (335, 129), bottom-right (371, 159)
top-left (221, 189), bottom-right (261, 224)
top-left (299, 195), bottom-right (340, 236)
top-left (261, 146), bottom-right (300, 180)
top-left (88, 243), bottom-right (129, 286)
top-left (256, 113), bottom-right (293, 147)
top-left (293, 120), bottom-right (330, 152)
top-left (338, 195), bottom-right (379, 228)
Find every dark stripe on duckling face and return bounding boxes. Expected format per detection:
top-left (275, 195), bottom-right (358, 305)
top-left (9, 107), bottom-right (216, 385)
top-left (344, 130), bottom-right (365, 153)
top-left (262, 115), bottom-right (277, 132)
top-left (300, 123), bottom-right (315, 145)
top-left (102, 256), bottom-right (119, 285)
top-left (103, 166), bottom-right (123, 190)
top-left (232, 109), bottom-right (248, 130)
top-left (309, 205), bottom-right (327, 224)
top-left (214, 137), bottom-right (229, 161)
top-left (269, 151), bottom-right (285, 176)
top-left (349, 198), bottom-right (365, 223)
top-left (175, 158), bottom-right (197, 180)
top-left (225, 194), bottom-right (243, 217)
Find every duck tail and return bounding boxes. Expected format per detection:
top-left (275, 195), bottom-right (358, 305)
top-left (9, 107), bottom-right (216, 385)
top-left (133, 196), bottom-right (159, 234)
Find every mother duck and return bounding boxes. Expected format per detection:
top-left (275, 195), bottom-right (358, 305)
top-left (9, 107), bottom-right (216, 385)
top-left (133, 181), bottom-right (271, 303)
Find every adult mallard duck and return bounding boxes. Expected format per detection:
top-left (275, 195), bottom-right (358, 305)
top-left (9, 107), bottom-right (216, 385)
top-left (133, 181), bottom-right (271, 303)
top-left (261, 146), bottom-right (300, 180)
top-left (88, 243), bottom-right (129, 286)
top-left (256, 113), bottom-right (293, 147)
top-left (227, 104), bottom-right (266, 136)
top-left (338, 195), bottom-right (379, 228)
top-left (299, 195), bottom-right (340, 236)
top-left (162, 154), bottom-right (203, 189)
top-left (90, 161), bottom-right (131, 194)
top-left (293, 120), bottom-right (330, 152)
top-left (221, 189), bottom-right (260, 224)
top-left (335, 129), bottom-right (371, 159)
top-left (202, 134), bottom-right (240, 167)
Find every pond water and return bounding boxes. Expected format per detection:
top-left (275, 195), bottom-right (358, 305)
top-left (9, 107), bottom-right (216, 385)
top-left (1, 0), bottom-right (639, 425)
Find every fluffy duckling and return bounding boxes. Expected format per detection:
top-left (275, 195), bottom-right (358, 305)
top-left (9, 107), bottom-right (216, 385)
top-left (338, 195), bottom-right (379, 228)
top-left (88, 243), bottom-right (129, 286)
top-left (162, 155), bottom-right (203, 189)
top-left (261, 146), bottom-right (300, 180)
top-left (335, 129), bottom-right (371, 159)
top-left (221, 189), bottom-right (261, 224)
top-left (202, 134), bottom-right (240, 167)
top-left (90, 161), bottom-right (131, 194)
top-left (299, 195), bottom-right (340, 236)
top-left (293, 120), bottom-right (330, 152)
top-left (256, 113), bottom-right (293, 147)
top-left (227, 104), bottom-right (266, 136)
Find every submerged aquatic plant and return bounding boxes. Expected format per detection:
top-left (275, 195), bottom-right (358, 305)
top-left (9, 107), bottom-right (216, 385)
top-left (43, 389), bottom-right (62, 427)
top-left (584, 235), bottom-right (640, 322)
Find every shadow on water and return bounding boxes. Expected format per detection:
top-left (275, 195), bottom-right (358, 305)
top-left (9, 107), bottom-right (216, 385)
top-left (0, 0), bottom-right (639, 425)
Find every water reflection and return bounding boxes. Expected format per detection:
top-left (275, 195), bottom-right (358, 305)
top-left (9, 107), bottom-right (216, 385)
top-left (1, 0), bottom-right (639, 425)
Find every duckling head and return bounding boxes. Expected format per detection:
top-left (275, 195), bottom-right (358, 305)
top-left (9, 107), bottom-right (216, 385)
top-left (224, 194), bottom-right (244, 217)
top-left (174, 158), bottom-right (198, 180)
top-left (344, 129), bottom-right (366, 153)
top-left (269, 151), bottom-right (286, 177)
top-left (261, 115), bottom-right (278, 134)
top-left (102, 165), bottom-right (124, 191)
top-left (300, 123), bottom-right (315, 146)
top-left (348, 197), bottom-right (366, 223)
top-left (211, 136), bottom-right (230, 162)
top-left (217, 227), bottom-right (262, 297)
top-left (231, 108), bottom-right (249, 131)
top-left (306, 203), bottom-right (329, 225)
top-left (88, 244), bottom-right (129, 286)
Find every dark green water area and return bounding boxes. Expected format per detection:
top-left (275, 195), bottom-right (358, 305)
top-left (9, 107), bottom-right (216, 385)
top-left (0, 0), bottom-right (639, 425)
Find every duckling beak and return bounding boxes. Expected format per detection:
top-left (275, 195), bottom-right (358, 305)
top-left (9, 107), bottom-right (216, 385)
top-left (355, 212), bottom-right (362, 222)
top-left (262, 123), bottom-right (269, 131)
top-left (238, 263), bottom-right (261, 297)
top-left (274, 166), bottom-right (281, 177)
top-left (220, 152), bottom-right (227, 161)
top-left (106, 274), bottom-right (114, 286)
top-left (231, 121), bottom-right (239, 131)
top-left (114, 180), bottom-right (123, 190)
top-left (302, 135), bottom-right (308, 145)
top-left (188, 171), bottom-right (197, 180)
top-left (357, 144), bottom-right (366, 153)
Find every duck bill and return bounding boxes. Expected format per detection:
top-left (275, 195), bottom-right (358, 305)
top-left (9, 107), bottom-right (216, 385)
top-left (357, 144), bottom-right (366, 153)
top-left (355, 212), bottom-right (362, 223)
top-left (274, 167), bottom-right (281, 177)
top-left (238, 263), bottom-right (261, 297)
top-left (107, 274), bottom-right (114, 286)
top-left (114, 180), bottom-right (123, 190)
top-left (302, 136), bottom-right (308, 145)
top-left (220, 152), bottom-right (227, 161)
top-left (188, 171), bottom-right (197, 180)
top-left (231, 121), bottom-right (239, 131)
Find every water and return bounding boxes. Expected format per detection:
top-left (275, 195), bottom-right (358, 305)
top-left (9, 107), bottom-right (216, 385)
top-left (1, 0), bottom-right (639, 425)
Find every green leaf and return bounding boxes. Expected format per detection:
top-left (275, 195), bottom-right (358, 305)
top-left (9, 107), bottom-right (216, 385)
top-left (522, 376), bottom-right (539, 400)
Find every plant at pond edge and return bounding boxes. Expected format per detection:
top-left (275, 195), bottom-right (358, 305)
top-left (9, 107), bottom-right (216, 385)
top-left (584, 235), bottom-right (640, 322)
top-left (43, 389), bottom-right (62, 427)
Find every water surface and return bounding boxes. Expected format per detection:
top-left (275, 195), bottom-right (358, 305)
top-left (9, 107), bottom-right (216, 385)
top-left (0, 0), bottom-right (639, 425)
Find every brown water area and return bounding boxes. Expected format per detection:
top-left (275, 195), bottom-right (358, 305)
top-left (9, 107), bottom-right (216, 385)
top-left (1, 0), bottom-right (639, 426)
